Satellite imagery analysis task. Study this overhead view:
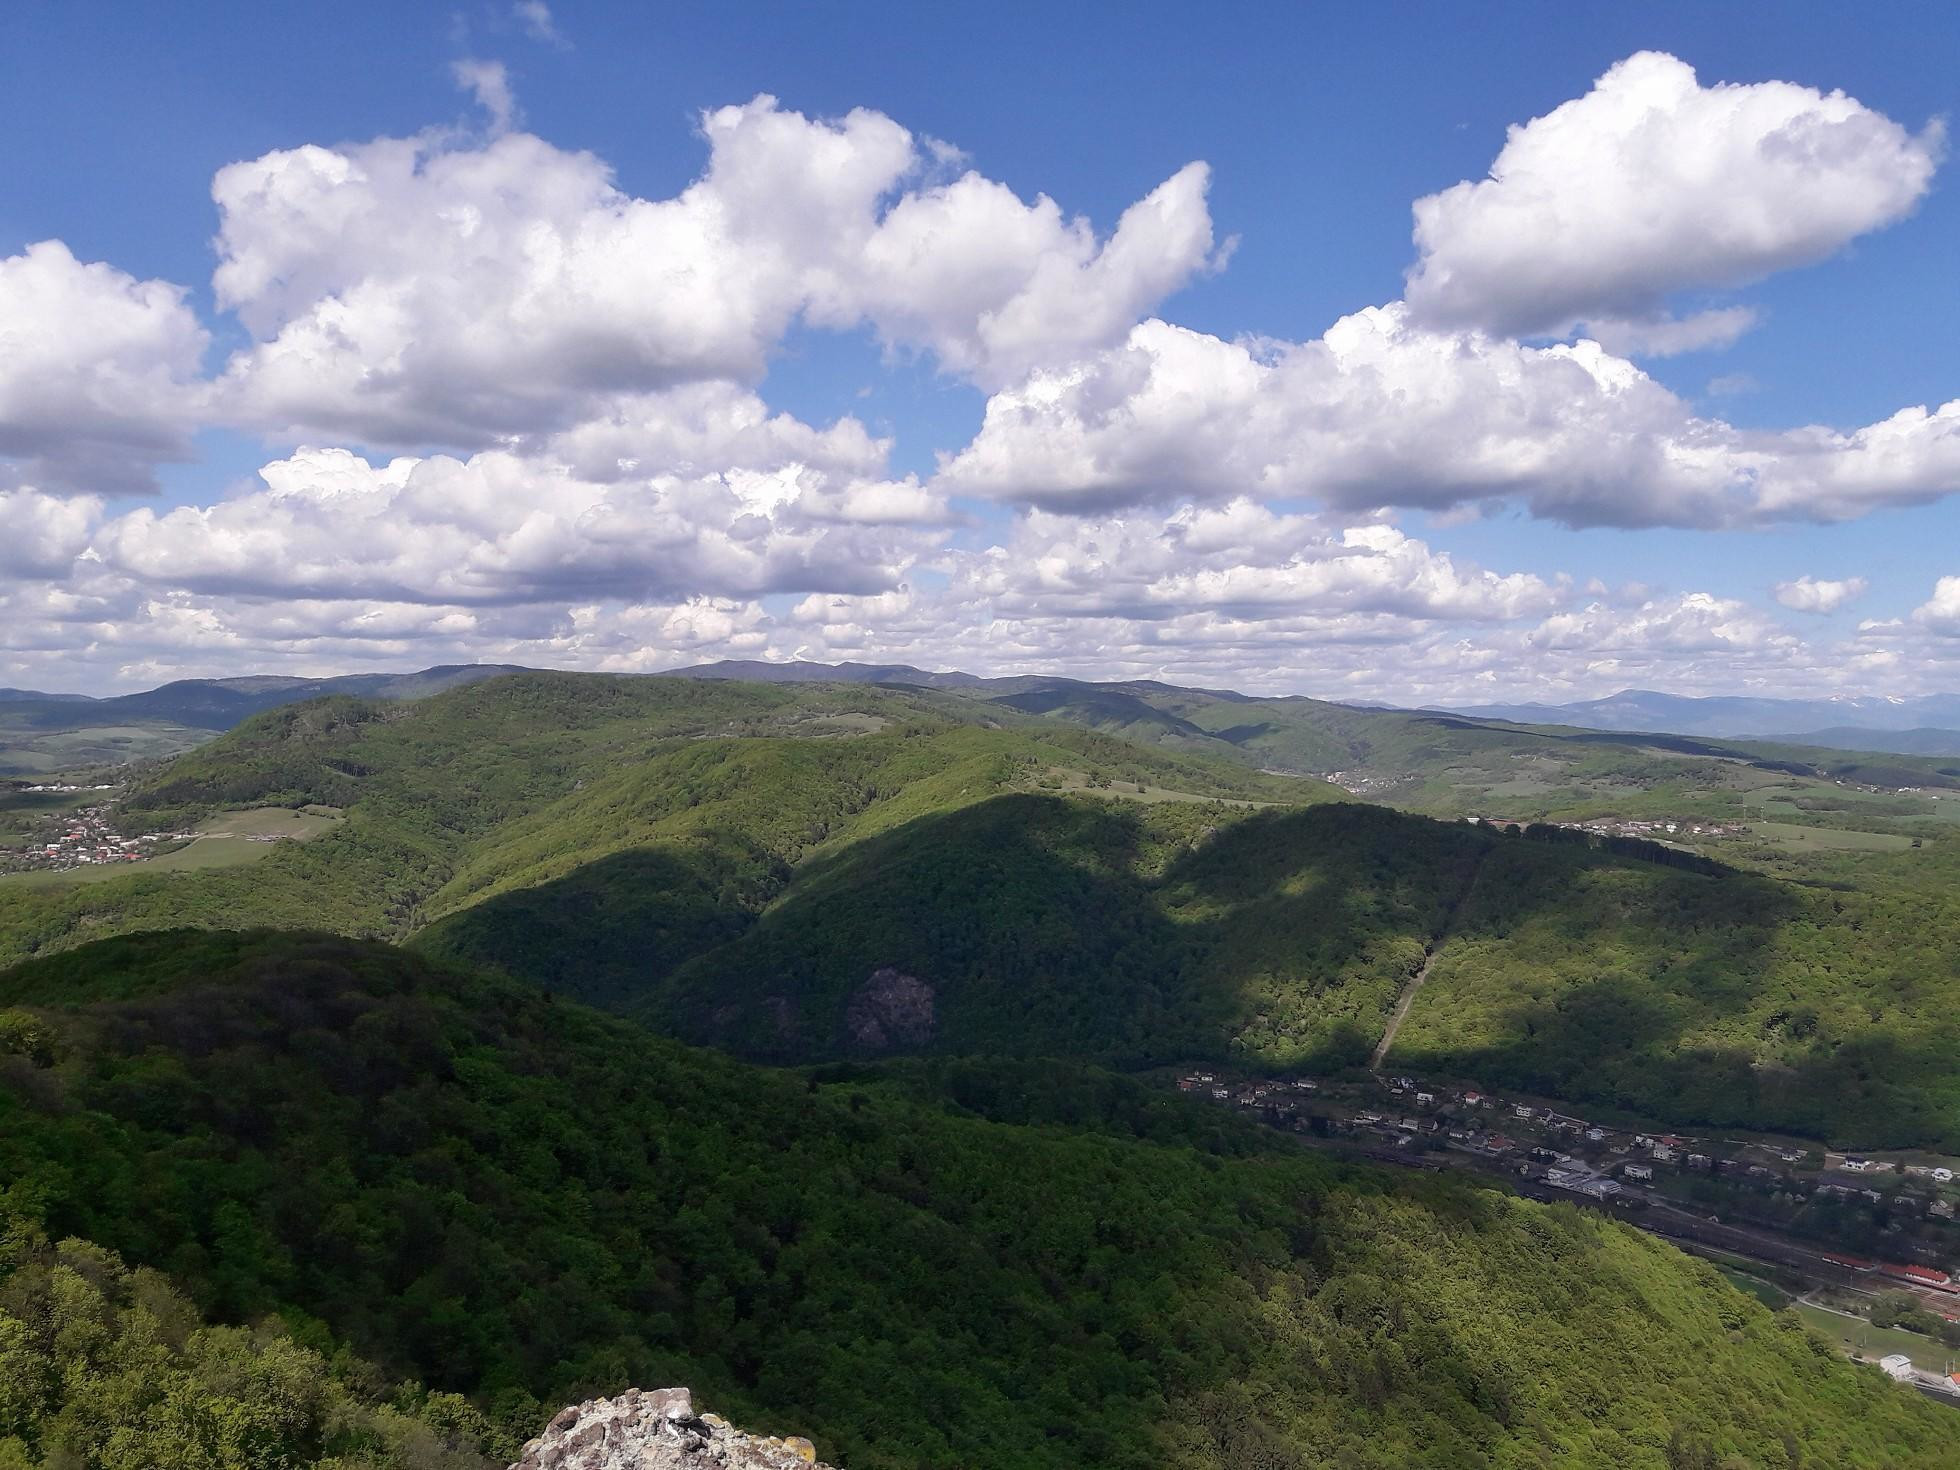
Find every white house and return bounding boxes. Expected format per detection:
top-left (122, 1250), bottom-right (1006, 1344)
top-left (1880, 1354), bottom-right (1914, 1381)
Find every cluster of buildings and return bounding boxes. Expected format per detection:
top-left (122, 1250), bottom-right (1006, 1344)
top-left (1461, 815), bottom-right (1743, 841)
top-left (0, 803), bottom-right (187, 875)
top-left (1576, 817), bottom-right (1744, 840)
top-left (1175, 1066), bottom-right (1960, 1242)
top-left (1314, 770), bottom-right (1404, 796)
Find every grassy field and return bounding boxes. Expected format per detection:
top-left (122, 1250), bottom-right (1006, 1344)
top-left (192, 806), bottom-right (343, 838)
top-left (0, 849), bottom-right (242, 887)
top-left (788, 711), bottom-right (891, 735)
top-left (1749, 820), bottom-right (1917, 853)
top-left (1717, 1265), bottom-right (1792, 1310)
top-left (1031, 765), bottom-right (1272, 806)
top-left (1795, 1302), bottom-right (1956, 1368)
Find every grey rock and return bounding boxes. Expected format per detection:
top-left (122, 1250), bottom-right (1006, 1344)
top-left (845, 967), bottom-right (935, 1050)
top-left (510, 1388), bottom-right (832, 1469)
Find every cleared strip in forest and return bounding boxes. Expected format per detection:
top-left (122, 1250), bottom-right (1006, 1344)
top-left (1370, 847), bottom-right (1490, 1070)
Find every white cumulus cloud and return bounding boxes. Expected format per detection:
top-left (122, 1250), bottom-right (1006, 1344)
top-left (1774, 575), bottom-right (1868, 613)
top-left (211, 97), bottom-right (1218, 446)
top-left (452, 58), bottom-right (518, 134)
top-left (93, 435), bottom-right (947, 609)
top-left (512, 2), bottom-right (567, 47)
top-left (937, 309), bottom-right (1960, 528)
top-left (3, 58), bottom-right (1955, 705)
top-left (0, 242), bottom-right (210, 494)
top-left (940, 501), bottom-right (1561, 625)
top-left (1912, 577), bottom-right (1960, 636)
top-left (1406, 51), bottom-right (1943, 345)
top-left (0, 488), bottom-right (101, 577)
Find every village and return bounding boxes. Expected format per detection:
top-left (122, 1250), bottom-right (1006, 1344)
top-left (0, 797), bottom-right (193, 877)
top-left (1533, 816), bottom-right (1743, 841)
top-left (1174, 1063), bottom-right (1960, 1402)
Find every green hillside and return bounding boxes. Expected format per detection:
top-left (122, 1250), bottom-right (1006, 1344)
top-left (947, 676), bottom-right (1960, 825)
top-left (0, 1225), bottom-right (511, 1469)
top-left (2, 929), bottom-right (1953, 1469)
top-left (645, 801), bottom-right (1960, 1148)
top-left (0, 674), bottom-right (1311, 973)
top-left (0, 665), bottom-right (531, 776)
top-left (5, 672), bottom-right (1960, 1149)
top-left (1395, 829), bottom-right (1960, 1144)
top-left (648, 799), bottom-right (1485, 1069)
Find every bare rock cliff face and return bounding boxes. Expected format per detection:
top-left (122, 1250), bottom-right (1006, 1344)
top-left (845, 966), bottom-right (935, 1050)
top-left (510, 1387), bottom-right (834, 1469)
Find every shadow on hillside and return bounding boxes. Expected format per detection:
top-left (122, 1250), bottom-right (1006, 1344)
top-left (1400, 975), bottom-right (1960, 1148)
top-left (409, 790), bottom-right (1959, 1145)
top-left (659, 798), bottom-right (1793, 1076)
top-left (411, 843), bottom-right (774, 1012)
top-left (646, 792), bottom-right (1190, 1061)
top-left (1382, 846), bottom-right (1960, 1145)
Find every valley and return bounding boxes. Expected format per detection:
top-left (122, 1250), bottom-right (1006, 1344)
top-left (4, 667), bottom-right (1960, 1465)
top-left (1180, 1059), bottom-right (1960, 1399)
top-left (3, 670), bottom-right (1958, 1150)
top-left (9, 17), bottom-right (1955, 1464)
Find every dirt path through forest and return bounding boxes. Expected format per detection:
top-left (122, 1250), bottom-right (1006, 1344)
top-left (1370, 848), bottom-right (1490, 1070)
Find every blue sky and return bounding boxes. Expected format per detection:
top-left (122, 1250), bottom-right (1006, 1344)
top-left (0, 2), bottom-right (1956, 698)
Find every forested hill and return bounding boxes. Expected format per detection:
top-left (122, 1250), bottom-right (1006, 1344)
top-left (0, 663), bottom-right (530, 734)
top-left (668, 661), bottom-right (1960, 796)
top-left (0, 663), bottom-right (533, 776)
top-left (2, 928), bottom-right (1954, 1469)
top-left (14, 657), bottom-right (1959, 801)
top-left (641, 799), bottom-right (1960, 1147)
top-left (5, 671), bottom-right (1960, 1148)
top-left (0, 672), bottom-right (1313, 967)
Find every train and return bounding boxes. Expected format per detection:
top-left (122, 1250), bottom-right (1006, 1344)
top-left (1819, 1252), bottom-right (1957, 1293)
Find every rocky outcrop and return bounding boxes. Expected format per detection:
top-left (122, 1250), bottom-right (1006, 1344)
top-left (510, 1388), bottom-right (834, 1469)
top-left (844, 966), bottom-right (934, 1049)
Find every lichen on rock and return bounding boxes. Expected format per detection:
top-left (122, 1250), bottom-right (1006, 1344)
top-left (510, 1388), bottom-right (831, 1469)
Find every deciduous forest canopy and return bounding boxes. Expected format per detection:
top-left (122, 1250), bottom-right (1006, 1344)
top-left (3, 929), bottom-right (1956, 1468)
top-left (7, 673), bottom-right (1958, 1148)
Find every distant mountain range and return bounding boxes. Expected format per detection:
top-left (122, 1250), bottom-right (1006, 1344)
top-left (1777, 726), bottom-right (1960, 757)
top-left (7, 660), bottom-right (1960, 769)
top-left (1436, 689), bottom-right (1960, 757)
top-left (661, 659), bottom-right (985, 689)
top-left (0, 688), bottom-right (91, 703)
top-left (675, 664), bottom-right (1960, 759)
top-left (0, 664), bottom-right (530, 734)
